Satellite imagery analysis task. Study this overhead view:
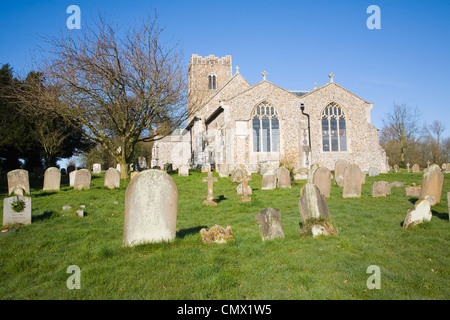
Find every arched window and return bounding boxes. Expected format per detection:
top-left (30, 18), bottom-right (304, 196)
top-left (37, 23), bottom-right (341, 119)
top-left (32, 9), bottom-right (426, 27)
top-left (208, 73), bottom-right (216, 90)
top-left (252, 102), bottom-right (280, 152)
top-left (322, 102), bottom-right (347, 152)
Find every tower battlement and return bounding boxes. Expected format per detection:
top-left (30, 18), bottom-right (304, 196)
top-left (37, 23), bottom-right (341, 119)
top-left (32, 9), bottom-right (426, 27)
top-left (190, 54), bottom-right (232, 66)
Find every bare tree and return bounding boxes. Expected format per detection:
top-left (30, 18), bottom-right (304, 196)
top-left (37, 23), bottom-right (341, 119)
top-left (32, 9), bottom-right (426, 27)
top-left (17, 13), bottom-right (200, 179)
top-left (382, 103), bottom-right (421, 163)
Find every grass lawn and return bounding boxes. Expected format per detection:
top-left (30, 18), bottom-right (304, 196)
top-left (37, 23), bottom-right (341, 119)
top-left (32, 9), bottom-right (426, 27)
top-left (0, 169), bottom-right (449, 300)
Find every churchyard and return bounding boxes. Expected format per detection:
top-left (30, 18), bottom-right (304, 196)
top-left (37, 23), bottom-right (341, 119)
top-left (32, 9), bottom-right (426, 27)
top-left (0, 166), bottom-right (449, 299)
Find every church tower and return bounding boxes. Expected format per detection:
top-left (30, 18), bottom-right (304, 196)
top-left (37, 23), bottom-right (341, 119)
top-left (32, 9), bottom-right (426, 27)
top-left (187, 54), bottom-right (232, 114)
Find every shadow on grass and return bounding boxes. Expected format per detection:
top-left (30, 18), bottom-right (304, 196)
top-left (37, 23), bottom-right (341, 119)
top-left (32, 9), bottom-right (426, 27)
top-left (176, 226), bottom-right (207, 239)
top-left (215, 195), bottom-right (227, 203)
top-left (32, 210), bottom-right (54, 222)
top-left (33, 191), bottom-right (58, 197)
top-left (432, 210), bottom-right (449, 220)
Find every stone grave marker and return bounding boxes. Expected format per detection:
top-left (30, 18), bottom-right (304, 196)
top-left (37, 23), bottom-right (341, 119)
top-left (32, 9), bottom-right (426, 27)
top-left (255, 208), bottom-right (285, 241)
top-left (403, 199), bottom-right (432, 229)
top-left (298, 181), bottom-right (330, 223)
top-left (7, 169), bottom-right (30, 196)
top-left (123, 169), bottom-right (178, 246)
top-left (116, 163), bottom-right (121, 172)
top-left (276, 166), bottom-right (291, 189)
top-left (368, 167), bottom-right (380, 177)
top-left (3, 195), bottom-right (32, 226)
top-left (405, 186), bottom-right (421, 197)
top-left (137, 157), bottom-right (147, 171)
top-left (313, 166), bottom-right (331, 198)
top-left (200, 225), bottom-right (234, 244)
top-left (371, 181), bottom-right (391, 197)
top-left (69, 170), bottom-right (77, 187)
top-left (393, 164), bottom-right (399, 173)
top-left (202, 172), bottom-right (218, 206)
top-left (93, 163), bottom-right (101, 174)
top-left (412, 164), bottom-right (420, 173)
top-left (104, 167), bottom-right (120, 189)
top-left (73, 169), bottom-right (91, 190)
top-left (342, 164), bottom-right (363, 198)
top-left (334, 159), bottom-right (348, 187)
top-left (239, 171), bottom-right (252, 202)
top-left (178, 165), bottom-right (189, 177)
top-left (419, 164), bottom-right (444, 206)
top-left (406, 163), bottom-right (410, 172)
top-left (43, 167), bottom-right (61, 191)
top-left (261, 171), bottom-right (277, 190)
top-left (231, 167), bottom-right (244, 183)
top-left (201, 163), bottom-right (211, 173)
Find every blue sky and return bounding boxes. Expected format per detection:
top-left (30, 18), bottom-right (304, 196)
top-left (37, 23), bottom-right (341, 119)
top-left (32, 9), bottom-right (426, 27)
top-left (1, 0), bottom-right (449, 132)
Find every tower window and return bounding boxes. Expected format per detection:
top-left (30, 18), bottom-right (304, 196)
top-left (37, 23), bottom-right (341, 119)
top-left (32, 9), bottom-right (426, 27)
top-left (208, 74), bottom-right (217, 90)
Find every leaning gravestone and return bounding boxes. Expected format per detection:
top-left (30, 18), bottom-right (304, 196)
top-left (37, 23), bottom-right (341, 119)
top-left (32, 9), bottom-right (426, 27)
top-left (73, 169), bottom-right (91, 190)
top-left (313, 166), bottom-right (331, 198)
top-left (69, 170), bottom-right (77, 187)
top-left (93, 163), bottom-right (101, 174)
top-left (419, 164), bottom-right (444, 206)
top-left (255, 208), bottom-right (285, 241)
top-left (276, 166), bottom-right (291, 189)
top-left (412, 164), bottom-right (420, 173)
top-left (7, 169), bottom-right (30, 196)
top-left (334, 159), bottom-right (348, 187)
top-left (371, 181), bottom-right (391, 197)
top-left (298, 182), bottom-right (330, 223)
top-left (342, 164), bottom-right (363, 198)
top-left (3, 195), bottom-right (32, 226)
top-left (123, 170), bottom-right (178, 246)
top-left (403, 199), bottom-right (432, 229)
top-left (43, 167), bottom-right (61, 191)
top-left (104, 167), bottom-right (120, 189)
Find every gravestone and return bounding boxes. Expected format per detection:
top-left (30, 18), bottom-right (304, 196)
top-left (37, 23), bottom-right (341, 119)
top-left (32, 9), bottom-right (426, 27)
top-left (393, 164), bottom-right (399, 173)
top-left (201, 163), bottom-right (211, 173)
top-left (334, 159), bottom-right (348, 187)
top-left (412, 164), bottom-right (420, 173)
top-left (276, 166), bottom-right (291, 189)
top-left (123, 169), bottom-right (178, 246)
top-left (371, 181), bottom-right (391, 197)
top-left (7, 169), bottom-right (30, 196)
top-left (104, 167), bottom-right (120, 189)
top-left (218, 164), bottom-right (230, 178)
top-left (231, 168), bottom-right (244, 183)
top-left (403, 199), bottom-right (432, 229)
top-left (202, 172), bottom-right (218, 206)
top-left (69, 170), bottom-right (77, 187)
top-left (116, 163), bottom-right (121, 172)
top-left (73, 169), bottom-right (91, 190)
top-left (368, 167), bottom-right (380, 177)
top-left (43, 167), bottom-right (61, 191)
top-left (93, 163), bottom-right (101, 174)
top-left (3, 195), bottom-right (32, 226)
top-left (178, 165), bottom-right (189, 177)
top-left (255, 208), bottom-right (285, 241)
top-left (405, 186), bottom-right (421, 197)
top-left (261, 172), bottom-right (277, 190)
top-left (236, 182), bottom-right (252, 195)
top-left (313, 166), bottom-right (331, 198)
top-left (419, 164), bottom-right (444, 206)
top-left (239, 171), bottom-right (252, 202)
top-left (298, 182), bottom-right (330, 223)
top-left (342, 164), bottom-right (362, 198)
top-left (137, 157), bottom-right (147, 171)
top-left (200, 225), bottom-right (234, 244)
top-left (406, 163), bottom-right (410, 173)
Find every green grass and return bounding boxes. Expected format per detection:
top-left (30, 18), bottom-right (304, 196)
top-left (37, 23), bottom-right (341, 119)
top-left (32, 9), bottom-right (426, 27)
top-left (0, 170), bottom-right (449, 300)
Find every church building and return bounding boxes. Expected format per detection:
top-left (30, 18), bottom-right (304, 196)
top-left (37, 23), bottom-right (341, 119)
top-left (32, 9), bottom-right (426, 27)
top-left (151, 54), bottom-right (388, 174)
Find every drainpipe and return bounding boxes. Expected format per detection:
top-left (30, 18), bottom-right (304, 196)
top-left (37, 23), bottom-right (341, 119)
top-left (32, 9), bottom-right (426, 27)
top-left (300, 103), bottom-right (311, 149)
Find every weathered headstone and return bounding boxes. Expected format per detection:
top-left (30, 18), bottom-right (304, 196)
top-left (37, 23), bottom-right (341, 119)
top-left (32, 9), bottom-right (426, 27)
top-left (403, 199), bottom-right (432, 229)
top-left (137, 157), bottom-right (147, 171)
top-left (276, 166), bottom-right (291, 189)
top-left (406, 163), bottom-right (410, 173)
top-left (419, 164), bottom-right (444, 206)
top-left (202, 172), bottom-right (218, 206)
top-left (371, 181), bottom-right (391, 197)
top-left (69, 170), bottom-right (77, 187)
top-left (389, 181), bottom-right (404, 188)
top-left (405, 186), bottom-right (421, 197)
top-left (239, 171), bottom-right (252, 202)
top-left (73, 169), bottom-right (91, 190)
top-left (231, 168), bottom-right (244, 183)
top-left (334, 159), bottom-right (348, 187)
top-left (298, 183), bottom-right (330, 223)
top-left (93, 163), bottom-right (101, 174)
top-left (43, 167), bottom-right (61, 191)
top-left (368, 167), bottom-right (380, 177)
top-left (178, 165), bottom-right (189, 177)
top-left (104, 167), bottom-right (120, 189)
top-left (412, 164), bottom-right (420, 173)
top-left (236, 182), bottom-right (252, 195)
top-left (313, 166), bottom-right (331, 198)
top-left (3, 195), bottom-right (32, 226)
top-left (7, 169), bottom-right (30, 196)
top-left (342, 164), bottom-right (362, 198)
top-left (218, 164), bottom-right (230, 178)
top-left (393, 164), bottom-right (399, 173)
top-left (255, 208), bottom-right (285, 241)
top-left (261, 172), bottom-right (277, 190)
top-left (123, 169), bottom-right (178, 246)
top-left (200, 225), bottom-right (234, 244)
top-left (201, 163), bottom-right (211, 173)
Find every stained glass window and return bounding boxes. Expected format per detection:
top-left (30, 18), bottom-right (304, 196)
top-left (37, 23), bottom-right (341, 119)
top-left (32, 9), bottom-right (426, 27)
top-left (322, 102), bottom-right (347, 152)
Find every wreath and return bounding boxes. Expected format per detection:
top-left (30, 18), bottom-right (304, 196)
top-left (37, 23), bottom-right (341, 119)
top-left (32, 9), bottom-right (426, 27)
top-left (11, 199), bottom-right (26, 213)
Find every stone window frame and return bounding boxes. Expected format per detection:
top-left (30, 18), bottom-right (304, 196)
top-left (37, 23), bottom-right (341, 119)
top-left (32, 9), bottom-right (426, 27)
top-left (251, 101), bottom-right (281, 153)
top-left (321, 102), bottom-right (348, 152)
top-left (208, 73), bottom-right (217, 90)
